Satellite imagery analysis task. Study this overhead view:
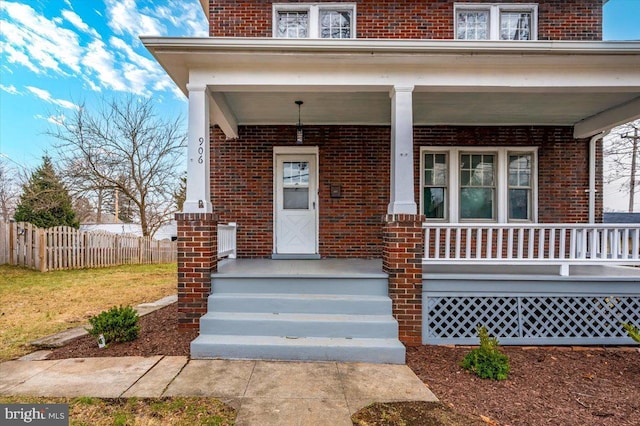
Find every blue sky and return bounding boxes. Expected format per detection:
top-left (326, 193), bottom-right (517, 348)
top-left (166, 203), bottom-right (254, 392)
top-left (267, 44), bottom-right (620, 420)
top-left (0, 0), bottom-right (639, 208)
top-left (0, 0), bottom-right (208, 169)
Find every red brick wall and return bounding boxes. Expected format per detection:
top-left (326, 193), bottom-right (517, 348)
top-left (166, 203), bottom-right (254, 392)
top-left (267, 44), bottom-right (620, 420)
top-left (207, 0), bottom-right (603, 41)
top-left (176, 212), bottom-right (217, 330)
top-left (211, 125), bottom-right (390, 258)
top-left (382, 214), bottom-right (425, 345)
top-left (211, 125), bottom-right (600, 258)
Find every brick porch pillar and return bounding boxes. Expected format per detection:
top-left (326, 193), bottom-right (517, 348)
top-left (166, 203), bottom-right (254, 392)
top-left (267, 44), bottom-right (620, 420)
top-left (176, 212), bottom-right (217, 331)
top-left (382, 213), bottom-right (425, 346)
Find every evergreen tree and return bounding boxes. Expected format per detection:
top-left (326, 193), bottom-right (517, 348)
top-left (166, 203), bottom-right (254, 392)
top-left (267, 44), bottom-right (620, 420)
top-left (14, 156), bottom-right (79, 228)
top-left (173, 173), bottom-right (186, 211)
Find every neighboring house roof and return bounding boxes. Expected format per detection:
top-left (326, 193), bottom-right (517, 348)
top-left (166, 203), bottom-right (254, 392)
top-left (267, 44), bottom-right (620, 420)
top-left (80, 221), bottom-right (178, 240)
top-left (154, 220), bottom-right (178, 241)
top-left (603, 212), bottom-right (640, 223)
top-left (80, 223), bottom-right (143, 237)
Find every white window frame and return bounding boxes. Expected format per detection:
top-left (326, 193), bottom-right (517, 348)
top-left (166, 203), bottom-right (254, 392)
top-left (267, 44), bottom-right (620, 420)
top-left (420, 147), bottom-right (538, 223)
top-left (273, 3), bottom-right (357, 39)
top-left (454, 3), bottom-right (538, 41)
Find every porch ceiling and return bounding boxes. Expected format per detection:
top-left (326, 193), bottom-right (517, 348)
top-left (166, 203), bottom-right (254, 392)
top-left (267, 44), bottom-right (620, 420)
top-left (142, 37), bottom-right (640, 138)
top-left (217, 91), bottom-right (640, 128)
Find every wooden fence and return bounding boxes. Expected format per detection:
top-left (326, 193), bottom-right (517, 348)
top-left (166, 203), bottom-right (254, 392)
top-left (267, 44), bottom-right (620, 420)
top-left (0, 222), bottom-right (176, 272)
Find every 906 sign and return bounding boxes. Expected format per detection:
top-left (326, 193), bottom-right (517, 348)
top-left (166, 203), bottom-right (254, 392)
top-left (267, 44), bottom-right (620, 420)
top-left (198, 137), bottom-right (204, 164)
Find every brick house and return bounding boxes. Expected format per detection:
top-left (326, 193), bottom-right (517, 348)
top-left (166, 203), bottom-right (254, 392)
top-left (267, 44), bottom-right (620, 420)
top-left (144, 1), bottom-right (640, 363)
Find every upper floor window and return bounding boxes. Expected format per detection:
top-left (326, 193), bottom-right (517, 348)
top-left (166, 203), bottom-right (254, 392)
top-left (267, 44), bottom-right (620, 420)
top-left (273, 4), bottom-right (356, 39)
top-left (455, 3), bottom-right (538, 41)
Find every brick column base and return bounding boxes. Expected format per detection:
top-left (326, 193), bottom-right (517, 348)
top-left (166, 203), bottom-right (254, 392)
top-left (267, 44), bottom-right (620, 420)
top-left (382, 214), bottom-right (425, 346)
top-left (176, 212), bottom-right (217, 331)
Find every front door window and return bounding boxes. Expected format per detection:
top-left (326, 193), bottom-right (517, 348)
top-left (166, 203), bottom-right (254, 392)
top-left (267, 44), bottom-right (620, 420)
top-left (283, 162), bottom-right (310, 210)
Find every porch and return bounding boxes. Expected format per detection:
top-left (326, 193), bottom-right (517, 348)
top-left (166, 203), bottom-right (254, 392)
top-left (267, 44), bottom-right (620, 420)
top-left (153, 38), bottom-right (640, 357)
top-left (211, 224), bottom-right (640, 350)
top-left (421, 223), bottom-right (640, 346)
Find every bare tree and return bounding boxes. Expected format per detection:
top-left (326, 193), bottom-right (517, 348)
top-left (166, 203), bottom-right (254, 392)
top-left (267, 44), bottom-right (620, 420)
top-left (0, 157), bottom-right (22, 222)
top-left (604, 119), bottom-right (640, 212)
top-left (51, 96), bottom-right (186, 236)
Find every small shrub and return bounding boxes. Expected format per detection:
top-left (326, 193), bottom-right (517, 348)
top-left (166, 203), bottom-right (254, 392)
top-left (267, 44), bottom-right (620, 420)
top-left (622, 323), bottom-right (640, 343)
top-left (87, 305), bottom-right (140, 345)
top-left (461, 326), bottom-right (510, 380)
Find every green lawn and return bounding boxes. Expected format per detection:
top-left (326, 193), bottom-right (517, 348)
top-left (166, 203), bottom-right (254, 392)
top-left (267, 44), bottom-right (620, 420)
top-left (0, 396), bottom-right (236, 425)
top-left (0, 264), bottom-right (176, 361)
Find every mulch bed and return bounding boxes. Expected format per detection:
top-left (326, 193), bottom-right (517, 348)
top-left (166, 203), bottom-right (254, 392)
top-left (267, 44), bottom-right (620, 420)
top-left (47, 303), bottom-right (640, 425)
top-left (47, 304), bottom-right (196, 359)
top-left (408, 345), bottom-right (640, 426)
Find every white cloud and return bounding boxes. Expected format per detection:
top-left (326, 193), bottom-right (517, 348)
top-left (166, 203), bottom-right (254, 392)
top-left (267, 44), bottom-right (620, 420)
top-left (109, 36), bottom-right (177, 96)
top-left (26, 86), bottom-right (78, 110)
top-left (0, 2), bottom-right (83, 74)
top-left (0, 84), bottom-right (21, 95)
top-left (0, 40), bottom-right (39, 73)
top-left (155, 1), bottom-right (208, 37)
top-left (34, 114), bottom-right (66, 126)
top-left (62, 10), bottom-right (100, 38)
top-left (82, 39), bottom-right (128, 92)
top-left (105, 0), bottom-right (164, 37)
top-left (1, 0), bottom-right (190, 101)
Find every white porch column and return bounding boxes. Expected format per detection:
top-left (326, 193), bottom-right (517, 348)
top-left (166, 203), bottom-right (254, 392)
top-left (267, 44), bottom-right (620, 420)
top-left (388, 85), bottom-right (417, 214)
top-left (183, 84), bottom-right (213, 213)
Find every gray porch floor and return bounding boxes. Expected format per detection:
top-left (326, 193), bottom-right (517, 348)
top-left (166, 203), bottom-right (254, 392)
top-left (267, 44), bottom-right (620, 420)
top-left (423, 264), bottom-right (640, 280)
top-left (216, 259), bottom-right (640, 280)
top-left (216, 259), bottom-right (386, 278)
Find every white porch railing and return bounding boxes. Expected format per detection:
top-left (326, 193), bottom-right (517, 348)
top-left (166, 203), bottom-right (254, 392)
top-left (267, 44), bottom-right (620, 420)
top-left (217, 222), bottom-right (237, 259)
top-left (423, 223), bottom-right (640, 276)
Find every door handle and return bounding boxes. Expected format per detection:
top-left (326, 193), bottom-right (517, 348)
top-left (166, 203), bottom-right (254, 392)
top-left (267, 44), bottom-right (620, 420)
top-left (313, 201), bottom-right (316, 209)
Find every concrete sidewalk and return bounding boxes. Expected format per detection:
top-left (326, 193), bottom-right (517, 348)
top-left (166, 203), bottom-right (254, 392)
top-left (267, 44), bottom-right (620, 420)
top-left (0, 356), bottom-right (437, 425)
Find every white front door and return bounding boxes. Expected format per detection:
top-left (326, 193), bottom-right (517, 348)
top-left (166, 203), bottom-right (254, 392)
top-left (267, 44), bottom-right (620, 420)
top-left (275, 153), bottom-right (318, 255)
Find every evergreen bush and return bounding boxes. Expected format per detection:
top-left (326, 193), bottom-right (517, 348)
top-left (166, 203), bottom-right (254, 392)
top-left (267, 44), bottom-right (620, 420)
top-left (87, 305), bottom-right (140, 345)
top-left (461, 326), bottom-right (510, 380)
top-left (622, 323), bottom-right (640, 343)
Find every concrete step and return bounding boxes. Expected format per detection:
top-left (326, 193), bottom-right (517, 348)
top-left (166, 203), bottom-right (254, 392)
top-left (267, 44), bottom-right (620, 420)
top-left (190, 335), bottom-right (406, 364)
top-left (199, 312), bottom-right (399, 339)
top-left (211, 276), bottom-right (389, 296)
top-left (208, 293), bottom-right (392, 315)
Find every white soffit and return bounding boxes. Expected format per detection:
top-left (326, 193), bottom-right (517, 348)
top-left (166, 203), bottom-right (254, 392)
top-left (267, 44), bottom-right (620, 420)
top-left (142, 37), bottom-right (640, 135)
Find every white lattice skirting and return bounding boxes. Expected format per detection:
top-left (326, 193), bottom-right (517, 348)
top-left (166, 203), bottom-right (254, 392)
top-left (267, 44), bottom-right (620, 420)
top-left (423, 281), bottom-right (640, 345)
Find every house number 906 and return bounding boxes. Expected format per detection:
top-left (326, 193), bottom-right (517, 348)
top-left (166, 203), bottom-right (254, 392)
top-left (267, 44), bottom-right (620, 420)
top-left (197, 137), bottom-right (204, 164)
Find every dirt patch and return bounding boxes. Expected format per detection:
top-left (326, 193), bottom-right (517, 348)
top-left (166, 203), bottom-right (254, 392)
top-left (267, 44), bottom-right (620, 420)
top-left (352, 401), bottom-right (484, 426)
top-left (46, 304), bottom-right (640, 425)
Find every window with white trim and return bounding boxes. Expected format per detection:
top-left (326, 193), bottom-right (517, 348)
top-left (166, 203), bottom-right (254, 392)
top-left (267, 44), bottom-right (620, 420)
top-left (273, 4), bottom-right (356, 39)
top-left (420, 147), bottom-right (537, 223)
top-left (455, 3), bottom-right (538, 40)
top-left (423, 153), bottom-right (448, 219)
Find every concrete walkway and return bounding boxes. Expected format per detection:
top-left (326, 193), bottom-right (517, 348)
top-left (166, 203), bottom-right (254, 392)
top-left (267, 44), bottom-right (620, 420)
top-left (0, 356), bottom-right (437, 425)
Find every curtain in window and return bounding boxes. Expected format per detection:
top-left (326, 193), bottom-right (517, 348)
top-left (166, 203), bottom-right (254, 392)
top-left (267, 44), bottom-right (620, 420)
top-left (320, 10), bottom-right (351, 39)
top-left (500, 12), bottom-right (531, 40)
top-left (457, 11), bottom-right (489, 40)
top-left (277, 11), bottom-right (309, 38)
